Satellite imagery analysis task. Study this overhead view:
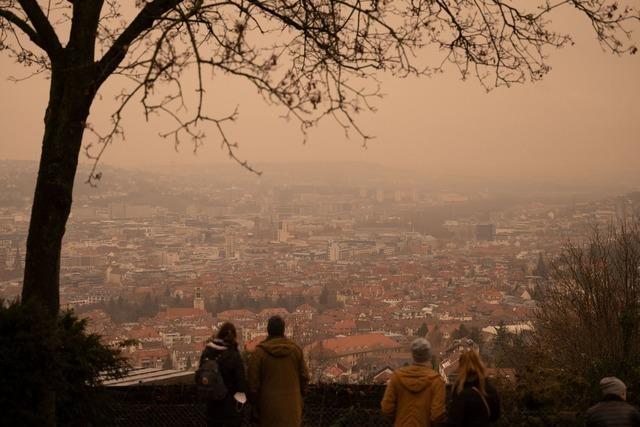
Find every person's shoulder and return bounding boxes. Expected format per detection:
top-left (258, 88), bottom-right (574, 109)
top-left (454, 384), bottom-right (479, 401)
top-left (485, 379), bottom-right (499, 394)
top-left (585, 400), bottom-right (610, 417)
top-left (285, 338), bottom-right (304, 353)
top-left (385, 371), bottom-right (401, 386)
top-left (224, 344), bottom-right (242, 358)
top-left (225, 342), bottom-right (240, 353)
top-left (201, 345), bottom-right (217, 358)
top-left (621, 400), bottom-right (640, 415)
top-left (458, 386), bottom-right (475, 396)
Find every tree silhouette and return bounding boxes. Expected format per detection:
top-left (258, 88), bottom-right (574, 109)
top-left (536, 222), bottom-right (640, 390)
top-left (451, 323), bottom-right (470, 340)
top-left (416, 322), bottom-right (428, 338)
top-left (2, 0), bottom-right (638, 320)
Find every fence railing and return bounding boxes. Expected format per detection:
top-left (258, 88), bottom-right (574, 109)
top-left (99, 384), bottom-right (392, 427)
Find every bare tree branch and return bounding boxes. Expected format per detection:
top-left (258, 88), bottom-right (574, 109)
top-left (0, 8), bottom-right (43, 49)
top-left (15, 0), bottom-right (62, 58)
top-left (96, 0), bottom-right (184, 84)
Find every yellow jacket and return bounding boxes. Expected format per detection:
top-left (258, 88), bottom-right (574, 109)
top-left (381, 364), bottom-right (446, 427)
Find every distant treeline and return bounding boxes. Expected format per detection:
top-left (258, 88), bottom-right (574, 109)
top-left (74, 285), bottom-right (337, 324)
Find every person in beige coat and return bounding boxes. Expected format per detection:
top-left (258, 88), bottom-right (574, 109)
top-left (381, 338), bottom-right (446, 427)
top-left (248, 316), bottom-right (309, 427)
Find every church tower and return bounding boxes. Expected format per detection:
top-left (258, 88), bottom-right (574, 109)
top-left (194, 287), bottom-right (205, 311)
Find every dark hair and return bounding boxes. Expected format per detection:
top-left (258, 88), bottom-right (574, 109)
top-left (217, 322), bottom-right (238, 345)
top-left (267, 315), bottom-right (285, 337)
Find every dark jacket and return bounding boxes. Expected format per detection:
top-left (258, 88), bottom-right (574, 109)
top-left (585, 395), bottom-right (640, 427)
top-left (199, 339), bottom-right (247, 426)
top-left (247, 336), bottom-right (309, 427)
top-left (448, 378), bottom-right (500, 427)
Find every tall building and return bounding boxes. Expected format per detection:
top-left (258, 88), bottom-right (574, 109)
top-left (278, 220), bottom-right (291, 243)
top-left (475, 223), bottom-right (496, 241)
top-left (224, 231), bottom-right (238, 258)
top-left (328, 241), bottom-right (340, 262)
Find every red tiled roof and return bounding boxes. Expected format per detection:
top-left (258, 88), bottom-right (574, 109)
top-left (156, 308), bottom-right (208, 320)
top-left (309, 333), bottom-right (401, 356)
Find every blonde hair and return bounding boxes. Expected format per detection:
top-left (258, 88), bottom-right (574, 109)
top-left (455, 349), bottom-right (487, 396)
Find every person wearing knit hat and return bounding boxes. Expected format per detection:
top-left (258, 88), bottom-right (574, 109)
top-left (600, 377), bottom-right (627, 399)
top-left (411, 338), bottom-right (432, 363)
top-left (586, 377), bottom-right (640, 426)
top-left (381, 338), bottom-right (445, 427)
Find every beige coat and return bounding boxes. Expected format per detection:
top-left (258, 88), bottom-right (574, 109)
top-left (248, 337), bottom-right (309, 427)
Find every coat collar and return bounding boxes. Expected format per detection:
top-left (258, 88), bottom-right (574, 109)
top-left (206, 339), bottom-right (227, 351)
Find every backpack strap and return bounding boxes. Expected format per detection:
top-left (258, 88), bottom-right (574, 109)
top-left (472, 386), bottom-right (491, 418)
top-left (204, 345), bottom-right (225, 362)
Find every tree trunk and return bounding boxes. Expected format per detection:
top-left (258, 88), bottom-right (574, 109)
top-left (20, 63), bottom-right (97, 426)
top-left (22, 66), bottom-right (96, 318)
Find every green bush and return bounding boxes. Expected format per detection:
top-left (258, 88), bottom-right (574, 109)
top-left (0, 300), bottom-right (129, 426)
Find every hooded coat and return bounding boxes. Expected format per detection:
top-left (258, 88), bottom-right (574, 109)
top-left (381, 364), bottom-right (446, 427)
top-left (247, 336), bottom-right (309, 427)
top-left (199, 339), bottom-right (247, 427)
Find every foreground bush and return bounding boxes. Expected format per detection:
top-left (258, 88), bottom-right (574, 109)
top-left (490, 221), bottom-right (640, 426)
top-left (0, 300), bottom-right (129, 426)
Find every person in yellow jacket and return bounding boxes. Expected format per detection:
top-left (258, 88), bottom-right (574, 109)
top-left (381, 338), bottom-right (446, 426)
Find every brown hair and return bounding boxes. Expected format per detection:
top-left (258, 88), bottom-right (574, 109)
top-left (216, 322), bottom-right (238, 345)
top-left (455, 349), bottom-right (487, 396)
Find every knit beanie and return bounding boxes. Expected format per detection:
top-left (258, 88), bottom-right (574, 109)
top-left (411, 338), bottom-right (432, 363)
top-left (600, 377), bottom-right (626, 398)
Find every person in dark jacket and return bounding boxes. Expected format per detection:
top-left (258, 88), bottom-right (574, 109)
top-left (448, 349), bottom-right (500, 427)
top-left (247, 315), bottom-right (309, 427)
top-left (199, 322), bottom-right (248, 427)
top-left (586, 377), bottom-right (640, 427)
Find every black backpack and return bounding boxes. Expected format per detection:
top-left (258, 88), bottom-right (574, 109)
top-left (195, 352), bottom-right (228, 401)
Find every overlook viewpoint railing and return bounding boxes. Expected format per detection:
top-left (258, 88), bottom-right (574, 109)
top-left (99, 384), bottom-right (392, 427)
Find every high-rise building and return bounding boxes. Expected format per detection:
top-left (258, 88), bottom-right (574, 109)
top-left (224, 231), bottom-right (238, 258)
top-left (475, 223), bottom-right (496, 241)
top-left (278, 220), bottom-right (291, 243)
top-left (328, 241), bottom-right (340, 261)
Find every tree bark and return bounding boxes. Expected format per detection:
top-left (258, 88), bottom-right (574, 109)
top-left (20, 60), bottom-right (98, 426)
top-left (22, 64), bottom-right (97, 318)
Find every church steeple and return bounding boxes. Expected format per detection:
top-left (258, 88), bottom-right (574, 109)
top-left (533, 252), bottom-right (548, 279)
top-left (193, 286), bottom-right (205, 311)
top-left (12, 245), bottom-right (23, 276)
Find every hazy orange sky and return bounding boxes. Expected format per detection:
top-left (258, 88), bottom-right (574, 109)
top-left (0, 9), bottom-right (639, 181)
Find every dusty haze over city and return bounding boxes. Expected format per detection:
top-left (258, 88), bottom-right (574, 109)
top-left (3, 2), bottom-right (640, 424)
top-left (1, 10), bottom-right (639, 183)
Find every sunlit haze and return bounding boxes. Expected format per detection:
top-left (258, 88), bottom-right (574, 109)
top-left (1, 12), bottom-right (639, 185)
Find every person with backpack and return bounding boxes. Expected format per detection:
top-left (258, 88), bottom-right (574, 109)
top-left (247, 315), bottom-right (309, 427)
top-left (197, 322), bottom-right (248, 427)
top-left (448, 349), bottom-right (500, 427)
